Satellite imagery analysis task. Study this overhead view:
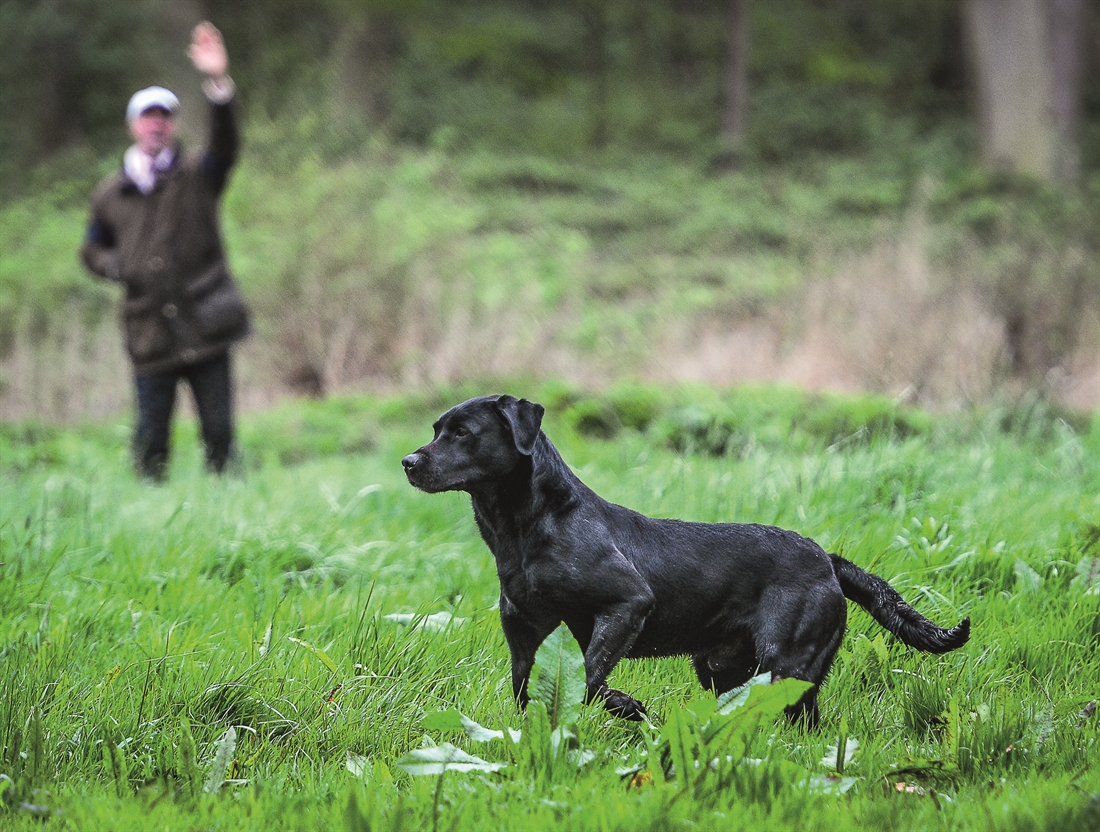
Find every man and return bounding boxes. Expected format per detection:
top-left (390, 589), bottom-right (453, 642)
top-left (81, 22), bottom-right (250, 481)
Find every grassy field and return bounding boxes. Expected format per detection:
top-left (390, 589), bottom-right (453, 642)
top-left (1, 383), bottom-right (1099, 830)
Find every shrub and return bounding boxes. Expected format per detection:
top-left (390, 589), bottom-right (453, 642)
top-left (797, 392), bottom-right (932, 445)
top-left (561, 397), bottom-right (621, 440)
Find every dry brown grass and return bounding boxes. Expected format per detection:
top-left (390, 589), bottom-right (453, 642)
top-left (2, 225), bottom-right (1096, 423)
top-left (649, 211), bottom-right (1099, 409)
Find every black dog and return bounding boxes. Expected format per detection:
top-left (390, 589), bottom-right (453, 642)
top-left (402, 394), bottom-right (969, 726)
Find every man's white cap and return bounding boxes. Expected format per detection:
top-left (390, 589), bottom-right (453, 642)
top-left (126, 86), bottom-right (180, 123)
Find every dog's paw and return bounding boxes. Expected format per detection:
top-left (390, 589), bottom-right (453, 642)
top-left (603, 688), bottom-right (648, 721)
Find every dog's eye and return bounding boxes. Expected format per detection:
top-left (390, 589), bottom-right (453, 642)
top-left (453, 427), bottom-right (470, 439)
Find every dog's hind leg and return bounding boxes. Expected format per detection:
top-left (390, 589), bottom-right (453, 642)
top-left (753, 588), bottom-right (847, 729)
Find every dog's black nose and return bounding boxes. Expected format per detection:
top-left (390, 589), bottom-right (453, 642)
top-left (401, 453), bottom-right (419, 471)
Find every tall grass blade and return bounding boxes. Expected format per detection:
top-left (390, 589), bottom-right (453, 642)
top-left (178, 717), bottom-right (201, 801)
top-left (287, 636), bottom-right (339, 673)
top-left (661, 706), bottom-right (698, 785)
top-left (101, 733), bottom-right (129, 798)
top-left (26, 707), bottom-right (43, 789)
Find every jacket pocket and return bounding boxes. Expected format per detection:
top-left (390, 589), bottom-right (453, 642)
top-left (122, 295), bottom-right (172, 362)
top-left (188, 264), bottom-right (251, 340)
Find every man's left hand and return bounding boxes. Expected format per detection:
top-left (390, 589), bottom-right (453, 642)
top-left (189, 21), bottom-right (229, 81)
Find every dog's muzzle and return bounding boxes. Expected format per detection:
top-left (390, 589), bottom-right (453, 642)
top-left (403, 448), bottom-right (462, 493)
top-left (402, 451), bottom-right (433, 490)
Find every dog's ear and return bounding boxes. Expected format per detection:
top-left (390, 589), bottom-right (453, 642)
top-left (494, 395), bottom-right (545, 456)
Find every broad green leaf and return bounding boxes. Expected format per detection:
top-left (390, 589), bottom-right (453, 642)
top-left (421, 709), bottom-right (466, 732)
top-left (822, 737), bottom-right (859, 772)
top-left (177, 718), bottom-right (201, 801)
top-left (804, 773), bottom-right (860, 794)
top-left (396, 743), bottom-right (507, 776)
top-left (346, 752), bottom-right (369, 778)
top-left (870, 633), bottom-right (889, 668)
top-left (549, 724), bottom-right (576, 758)
top-left (644, 728), bottom-right (673, 785)
top-left (705, 677), bottom-right (813, 767)
top-left (258, 621), bottom-right (273, 658)
top-left (460, 715), bottom-right (509, 743)
top-left (721, 675), bottom-right (812, 720)
top-left (824, 715), bottom-right (852, 773)
top-left (203, 726), bottom-right (237, 794)
top-left (345, 791), bottom-right (371, 832)
top-left (946, 695), bottom-right (961, 763)
top-left (422, 709), bottom-right (508, 743)
top-left (569, 748), bottom-right (597, 768)
top-left (1031, 702), bottom-right (1056, 749)
top-left (372, 760), bottom-right (395, 786)
top-left (529, 624), bottom-right (585, 729)
top-left (716, 672), bottom-right (773, 714)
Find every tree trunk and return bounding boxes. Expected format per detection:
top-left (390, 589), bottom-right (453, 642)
top-left (1045, 0), bottom-right (1087, 182)
top-left (718, 0), bottom-right (750, 163)
top-left (963, 0), bottom-right (1086, 183)
top-left (582, 3), bottom-right (611, 149)
top-left (333, 14), bottom-right (397, 132)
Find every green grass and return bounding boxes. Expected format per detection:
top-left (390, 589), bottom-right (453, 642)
top-left (2, 384), bottom-right (1099, 830)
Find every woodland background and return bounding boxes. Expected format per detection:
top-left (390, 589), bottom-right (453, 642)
top-left (1, 0), bottom-right (1098, 418)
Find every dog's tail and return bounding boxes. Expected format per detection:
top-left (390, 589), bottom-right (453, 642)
top-left (830, 554), bottom-right (970, 654)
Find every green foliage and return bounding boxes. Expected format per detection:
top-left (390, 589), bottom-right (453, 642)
top-left (799, 392), bottom-right (934, 445)
top-left (566, 384), bottom-right (933, 454)
top-left (640, 674), bottom-right (830, 798)
top-left (561, 397), bottom-right (621, 440)
top-left (410, 624), bottom-right (591, 785)
top-left (2, 1), bottom-right (1097, 418)
top-left (4, 120), bottom-right (1097, 409)
top-left (606, 382), bottom-right (665, 433)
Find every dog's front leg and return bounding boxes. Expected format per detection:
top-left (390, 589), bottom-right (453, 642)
top-left (499, 592), bottom-right (559, 708)
top-left (584, 595), bottom-right (654, 720)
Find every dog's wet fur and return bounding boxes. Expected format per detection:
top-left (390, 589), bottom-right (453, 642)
top-left (402, 394), bottom-right (970, 726)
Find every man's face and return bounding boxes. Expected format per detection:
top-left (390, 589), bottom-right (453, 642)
top-left (129, 107), bottom-right (176, 156)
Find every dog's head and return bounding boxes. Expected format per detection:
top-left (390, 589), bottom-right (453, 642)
top-left (402, 395), bottom-right (545, 493)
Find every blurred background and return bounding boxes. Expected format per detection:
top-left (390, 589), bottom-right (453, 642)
top-left (1, 0), bottom-right (1097, 421)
